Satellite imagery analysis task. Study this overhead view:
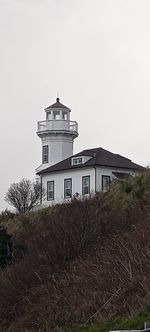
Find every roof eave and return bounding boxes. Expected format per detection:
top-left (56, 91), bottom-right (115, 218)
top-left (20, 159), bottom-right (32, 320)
top-left (37, 163), bottom-right (145, 176)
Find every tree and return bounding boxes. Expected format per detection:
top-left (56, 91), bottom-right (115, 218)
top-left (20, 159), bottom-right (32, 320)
top-left (5, 178), bottom-right (43, 213)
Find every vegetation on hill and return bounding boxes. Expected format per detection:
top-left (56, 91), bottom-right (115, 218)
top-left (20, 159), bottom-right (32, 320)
top-left (0, 225), bottom-right (13, 268)
top-left (0, 170), bottom-right (150, 331)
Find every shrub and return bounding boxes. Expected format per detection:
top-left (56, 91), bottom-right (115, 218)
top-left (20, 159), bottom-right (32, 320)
top-left (0, 209), bottom-right (15, 223)
top-left (0, 225), bottom-right (14, 268)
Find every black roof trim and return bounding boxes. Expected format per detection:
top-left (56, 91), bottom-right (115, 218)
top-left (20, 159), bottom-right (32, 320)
top-left (37, 147), bottom-right (145, 175)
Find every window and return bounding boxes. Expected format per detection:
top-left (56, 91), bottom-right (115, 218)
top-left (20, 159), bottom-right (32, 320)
top-left (72, 158), bottom-right (82, 166)
top-left (47, 181), bottom-right (54, 201)
top-left (102, 175), bottom-right (110, 192)
top-left (82, 176), bottom-right (90, 195)
top-left (62, 111), bottom-right (68, 120)
top-left (42, 145), bottom-right (49, 164)
top-left (47, 112), bottom-right (51, 120)
top-left (64, 178), bottom-right (72, 198)
top-left (53, 111), bottom-right (60, 120)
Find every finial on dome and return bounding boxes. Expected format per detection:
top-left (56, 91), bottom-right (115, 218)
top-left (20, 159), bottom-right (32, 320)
top-left (56, 92), bottom-right (60, 102)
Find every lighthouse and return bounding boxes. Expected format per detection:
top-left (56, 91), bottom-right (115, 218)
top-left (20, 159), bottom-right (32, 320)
top-left (36, 97), bottom-right (79, 172)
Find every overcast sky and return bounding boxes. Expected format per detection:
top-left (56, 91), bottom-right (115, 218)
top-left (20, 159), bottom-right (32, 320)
top-left (1, 0), bottom-right (150, 211)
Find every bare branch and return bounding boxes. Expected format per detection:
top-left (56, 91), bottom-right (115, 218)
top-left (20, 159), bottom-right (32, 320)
top-left (5, 178), bottom-right (45, 213)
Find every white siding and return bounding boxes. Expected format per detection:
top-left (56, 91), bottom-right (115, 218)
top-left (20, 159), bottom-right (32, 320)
top-left (41, 134), bottom-right (74, 166)
top-left (37, 135), bottom-right (74, 172)
top-left (41, 166), bottom-right (136, 207)
top-left (42, 167), bottom-right (95, 207)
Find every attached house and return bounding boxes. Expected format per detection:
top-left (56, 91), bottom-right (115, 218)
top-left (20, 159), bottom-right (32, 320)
top-left (36, 98), bottom-right (144, 207)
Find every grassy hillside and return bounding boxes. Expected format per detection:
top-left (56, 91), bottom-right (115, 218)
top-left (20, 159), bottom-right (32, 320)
top-left (1, 171), bottom-right (150, 331)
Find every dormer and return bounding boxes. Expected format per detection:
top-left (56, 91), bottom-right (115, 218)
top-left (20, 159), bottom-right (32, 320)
top-left (71, 155), bottom-right (93, 166)
top-left (72, 157), bottom-right (83, 166)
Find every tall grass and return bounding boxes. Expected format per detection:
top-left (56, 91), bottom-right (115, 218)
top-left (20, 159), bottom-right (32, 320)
top-left (0, 171), bottom-right (150, 331)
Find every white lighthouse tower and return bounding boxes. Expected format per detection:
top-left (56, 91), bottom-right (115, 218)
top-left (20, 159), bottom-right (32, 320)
top-left (36, 97), bottom-right (79, 172)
